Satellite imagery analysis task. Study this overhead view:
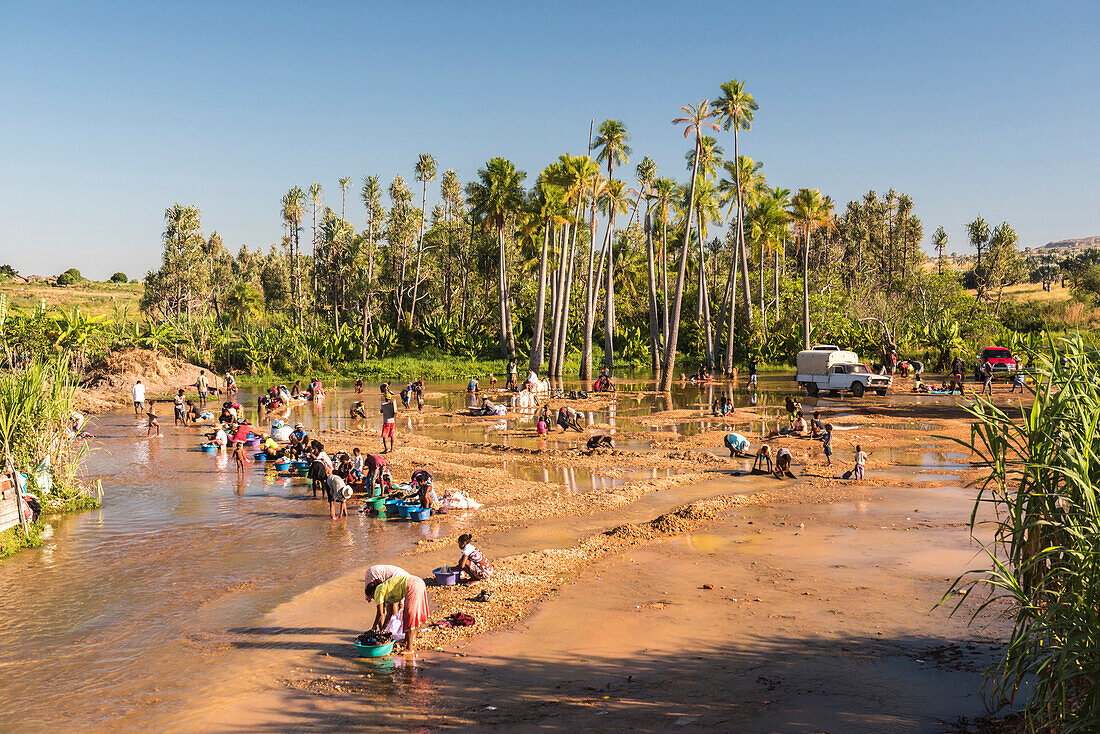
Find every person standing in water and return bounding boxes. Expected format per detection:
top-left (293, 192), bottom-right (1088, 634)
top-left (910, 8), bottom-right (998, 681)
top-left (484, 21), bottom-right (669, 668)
top-left (233, 440), bottom-right (250, 479)
top-left (748, 356), bottom-right (758, 390)
top-left (132, 380), bottom-right (146, 417)
top-left (196, 370), bottom-right (209, 408)
top-left (380, 391), bottom-right (396, 453)
top-left (854, 445), bottom-right (867, 480)
top-left (146, 400), bottom-right (160, 437)
top-left (506, 358), bottom-right (518, 391)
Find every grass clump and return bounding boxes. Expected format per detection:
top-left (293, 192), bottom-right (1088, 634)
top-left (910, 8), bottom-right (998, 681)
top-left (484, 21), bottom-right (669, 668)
top-left (946, 334), bottom-right (1100, 731)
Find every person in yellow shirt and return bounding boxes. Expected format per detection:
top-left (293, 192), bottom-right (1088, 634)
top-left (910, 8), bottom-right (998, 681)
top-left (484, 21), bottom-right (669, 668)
top-left (364, 565), bottom-right (430, 653)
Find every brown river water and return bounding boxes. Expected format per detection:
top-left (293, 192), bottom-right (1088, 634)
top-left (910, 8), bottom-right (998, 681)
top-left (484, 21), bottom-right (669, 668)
top-left (0, 376), bottom-right (781, 730)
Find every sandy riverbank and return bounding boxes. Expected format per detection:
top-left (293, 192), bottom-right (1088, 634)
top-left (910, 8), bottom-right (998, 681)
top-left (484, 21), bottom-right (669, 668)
top-left (152, 389), bottom-right (1023, 733)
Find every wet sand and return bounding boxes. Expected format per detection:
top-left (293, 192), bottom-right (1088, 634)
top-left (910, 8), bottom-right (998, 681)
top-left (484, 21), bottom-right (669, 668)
top-left (180, 382), bottom-right (1018, 732)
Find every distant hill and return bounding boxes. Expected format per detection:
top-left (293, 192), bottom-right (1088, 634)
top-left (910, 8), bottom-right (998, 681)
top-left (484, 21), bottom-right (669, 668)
top-left (1031, 235), bottom-right (1100, 253)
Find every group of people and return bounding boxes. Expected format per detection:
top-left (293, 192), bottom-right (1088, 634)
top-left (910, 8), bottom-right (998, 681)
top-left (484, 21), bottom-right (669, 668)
top-left (259, 378), bottom-right (327, 415)
top-left (363, 533), bottom-right (494, 654)
top-left (722, 400), bottom-right (867, 480)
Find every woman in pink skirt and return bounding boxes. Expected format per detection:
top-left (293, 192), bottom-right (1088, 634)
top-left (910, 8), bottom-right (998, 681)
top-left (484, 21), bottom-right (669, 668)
top-left (364, 564), bottom-right (430, 653)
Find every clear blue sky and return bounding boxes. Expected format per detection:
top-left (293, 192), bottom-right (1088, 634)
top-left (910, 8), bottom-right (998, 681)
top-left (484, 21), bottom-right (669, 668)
top-left (2, 1), bottom-right (1098, 279)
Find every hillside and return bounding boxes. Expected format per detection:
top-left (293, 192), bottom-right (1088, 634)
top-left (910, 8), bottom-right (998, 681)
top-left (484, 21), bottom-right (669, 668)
top-left (0, 278), bottom-right (143, 318)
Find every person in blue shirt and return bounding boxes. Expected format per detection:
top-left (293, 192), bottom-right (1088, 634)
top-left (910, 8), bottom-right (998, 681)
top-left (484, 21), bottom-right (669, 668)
top-left (723, 432), bottom-right (751, 457)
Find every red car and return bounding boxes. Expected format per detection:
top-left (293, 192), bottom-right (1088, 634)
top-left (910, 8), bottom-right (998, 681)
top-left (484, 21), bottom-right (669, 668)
top-left (975, 346), bottom-right (1018, 380)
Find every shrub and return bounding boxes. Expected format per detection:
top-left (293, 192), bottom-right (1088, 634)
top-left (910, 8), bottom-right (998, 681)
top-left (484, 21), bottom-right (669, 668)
top-left (109, 272), bottom-right (128, 283)
top-left (0, 264), bottom-right (17, 278)
top-left (56, 268), bottom-right (82, 286)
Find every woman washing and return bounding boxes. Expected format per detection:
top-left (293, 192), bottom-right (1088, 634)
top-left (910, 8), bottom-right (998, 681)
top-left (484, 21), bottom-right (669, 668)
top-left (453, 533), bottom-right (493, 582)
top-left (364, 565), bottom-right (430, 654)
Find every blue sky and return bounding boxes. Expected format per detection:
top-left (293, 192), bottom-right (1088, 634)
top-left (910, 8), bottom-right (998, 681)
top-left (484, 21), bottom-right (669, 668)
top-left (1, 1), bottom-right (1098, 278)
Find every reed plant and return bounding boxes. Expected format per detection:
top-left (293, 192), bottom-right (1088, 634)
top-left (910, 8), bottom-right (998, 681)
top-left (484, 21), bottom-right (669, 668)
top-left (947, 334), bottom-right (1099, 732)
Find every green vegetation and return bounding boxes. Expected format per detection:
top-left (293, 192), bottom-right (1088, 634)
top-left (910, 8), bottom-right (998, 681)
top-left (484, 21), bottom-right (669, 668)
top-left (56, 268), bottom-right (83, 286)
top-left (0, 265), bottom-right (17, 278)
top-left (949, 335), bottom-right (1100, 732)
top-left (0, 356), bottom-right (101, 558)
top-left (9, 79), bottom-right (1098, 384)
top-left (109, 272), bottom-right (128, 283)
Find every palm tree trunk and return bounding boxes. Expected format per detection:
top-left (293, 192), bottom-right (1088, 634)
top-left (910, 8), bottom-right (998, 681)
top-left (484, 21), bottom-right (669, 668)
top-left (734, 131), bottom-right (754, 329)
top-left (530, 221), bottom-right (551, 373)
top-left (661, 215), bottom-right (670, 346)
top-left (497, 228), bottom-right (509, 357)
top-left (696, 209), bottom-right (715, 371)
top-left (580, 202), bottom-right (599, 381)
top-left (775, 239), bottom-right (781, 325)
top-left (802, 232), bottom-right (811, 349)
top-left (759, 241), bottom-right (766, 338)
top-left (557, 228), bottom-right (577, 375)
top-left (724, 235), bottom-right (741, 374)
top-left (659, 140), bottom-right (702, 392)
top-left (644, 208), bottom-right (660, 372)
top-left (603, 212), bottom-right (616, 370)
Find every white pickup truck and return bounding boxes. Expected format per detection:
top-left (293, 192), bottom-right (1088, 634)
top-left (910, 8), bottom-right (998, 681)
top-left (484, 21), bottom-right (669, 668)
top-left (795, 345), bottom-right (892, 397)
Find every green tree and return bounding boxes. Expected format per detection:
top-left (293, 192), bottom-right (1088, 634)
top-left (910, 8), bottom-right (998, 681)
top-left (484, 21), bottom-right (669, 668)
top-left (789, 188), bottom-right (837, 349)
top-left (281, 186), bottom-right (306, 325)
top-left (466, 157), bottom-right (526, 357)
top-left (409, 153), bottom-right (437, 330)
top-left (225, 282), bottom-right (264, 326)
top-left (661, 99), bottom-right (718, 391)
top-left (932, 226), bottom-right (948, 275)
top-left (109, 272), bottom-right (128, 283)
top-left (715, 79), bottom-right (759, 333)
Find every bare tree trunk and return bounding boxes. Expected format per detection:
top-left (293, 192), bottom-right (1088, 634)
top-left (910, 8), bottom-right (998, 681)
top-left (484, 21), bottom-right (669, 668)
top-left (530, 222), bottom-right (551, 373)
top-left (580, 202), bottom-right (599, 381)
top-left (802, 232), bottom-right (811, 349)
top-left (696, 209), bottom-right (715, 371)
top-left (658, 139), bottom-right (701, 391)
top-left (644, 208), bottom-right (660, 372)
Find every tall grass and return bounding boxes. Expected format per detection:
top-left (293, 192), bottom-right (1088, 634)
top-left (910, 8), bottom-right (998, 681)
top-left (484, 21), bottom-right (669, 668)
top-left (948, 334), bottom-right (1100, 731)
top-left (0, 357), bottom-right (100, 518)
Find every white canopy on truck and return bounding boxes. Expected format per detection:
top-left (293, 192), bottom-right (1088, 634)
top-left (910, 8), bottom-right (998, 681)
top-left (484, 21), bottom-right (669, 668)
top-left (796, 349), bottom-right (861, 375)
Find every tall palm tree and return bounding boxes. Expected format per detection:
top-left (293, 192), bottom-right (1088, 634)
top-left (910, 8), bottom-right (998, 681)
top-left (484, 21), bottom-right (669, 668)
top-left (635, 156), bottom-right (661, 370)
top-left (592, 120), bottom-right (632, 373)
top-left (597, 178), bottom-right (632, 369)
top-left (580, 173), bottom-right (608, 380)
top-left (684, 136), bottom-right (724, 180)
top-left (687, 177), bottom-right (722, 369)
top-left (660, 100), bottom-right (718, 391)
top-left (339, 176), bottom-right (351, 219)
top-left (308, 183), bottom-right (323, 308)
top-left (718, 155), bottom-right (766, 368)
top-left (768, 186), bottom-right (791, 325)
top-left (932, 226), bottom-right (948, 275)
top-left (281, 186), bottom-right (306, 326)
top-left (716, 79), bottom-right (759, 333)
top-left (652, 176), bottom-right (677, 344)
top-left (746, 195), bottom-right (789, 339)
top-left (358, 175), bottom-right (384, 351)
top-left (788, 188), bottom-right (837, 349)
top-left (529, 172), bottom-right (569, 373)
top-left (466, 158), bottom-right (527, 357)
top-left (409, 153), bottom-right (437, 330)
top-left (549, 154), bottom-right (597, 377)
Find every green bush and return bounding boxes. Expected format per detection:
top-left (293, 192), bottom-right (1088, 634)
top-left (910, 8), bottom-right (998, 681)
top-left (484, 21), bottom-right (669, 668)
top-left (0, 264), bottom-right (17, 278)
top-left (109, 272), bottom-right (128, 283)
top-left (56, 268), bottom-right (82, 286)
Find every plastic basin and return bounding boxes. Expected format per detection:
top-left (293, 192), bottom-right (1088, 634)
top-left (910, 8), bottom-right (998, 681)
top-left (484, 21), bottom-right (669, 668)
top-left (395, 502), bottom-right (412, 519)
top-left (409, 508), bottom-right (431, 522)
top-left (200, 443), bottom-right (216, 453)
top-left (433, 567), bottom-right (459, 585)
top-left (296, 468), bottom-right (309, 478)
top-left (274, 462), bottom-right (290, 471)
top-left (253, 453), bottom-right (267, 461)
top-left (366, 496), bottom-right (386, 510)
top-left (353, 640), bottom-right (394, 658)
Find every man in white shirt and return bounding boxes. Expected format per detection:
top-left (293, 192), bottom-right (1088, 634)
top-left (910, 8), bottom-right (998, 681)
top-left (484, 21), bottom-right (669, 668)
top-left (196, 370), bottom-right (209, 407)
top-left (132, 380), bottom-right (146, 416)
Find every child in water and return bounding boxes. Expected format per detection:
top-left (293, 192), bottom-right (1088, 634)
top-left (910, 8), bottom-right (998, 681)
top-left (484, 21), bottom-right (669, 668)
top-left (146, 400), bottom-right (160, 437)
top-left (233, 440), bottom-right (250, 479)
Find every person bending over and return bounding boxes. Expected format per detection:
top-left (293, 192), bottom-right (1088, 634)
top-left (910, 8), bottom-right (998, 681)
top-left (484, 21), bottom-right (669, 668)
top-left (586, 434), bottom-right (614, 450)
top-left (724, 432), bottom-right (751, 458)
